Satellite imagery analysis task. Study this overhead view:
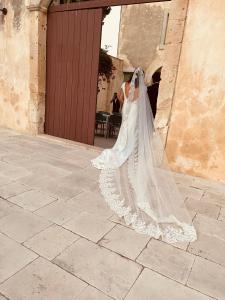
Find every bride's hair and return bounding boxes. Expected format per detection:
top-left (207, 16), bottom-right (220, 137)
top-left (127, 73), bottom-right (133, 83)
top-left (127, 71), bottom-right (139, 88)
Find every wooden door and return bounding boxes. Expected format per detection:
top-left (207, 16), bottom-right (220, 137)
top-left (45, 7), bottom-right (102, 144)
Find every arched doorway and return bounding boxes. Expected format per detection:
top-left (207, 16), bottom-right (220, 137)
top-left (45, 1), bottom-right (170, 145)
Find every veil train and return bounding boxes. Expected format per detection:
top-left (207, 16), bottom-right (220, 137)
top-left (91, 68), bottom-right (197, 244)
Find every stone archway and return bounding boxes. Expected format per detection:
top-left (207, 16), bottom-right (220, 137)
top-left (26, 0), bottom-right (189, 138)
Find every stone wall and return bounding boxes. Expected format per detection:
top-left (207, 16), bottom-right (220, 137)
top-left (155, 0), bottom-right (189, 143)
top-left (0, 0), bottom-right (50, 134)
top-left (166, 0), bottom-right (225, 182)
top-left (118, 2), bottom-right (170, 83)
top-left (0, 0), bottom-right (30, 131)
top-left (97, 56), bottom-right (124, 113)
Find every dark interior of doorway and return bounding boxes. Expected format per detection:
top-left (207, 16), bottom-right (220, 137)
top-left (147, 67), bottom-right (162, 119)
top-left (94, 3), bottom-right (165, 149)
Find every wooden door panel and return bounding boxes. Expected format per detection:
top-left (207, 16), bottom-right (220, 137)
top-left (45, 8), bottom-right (102, 144)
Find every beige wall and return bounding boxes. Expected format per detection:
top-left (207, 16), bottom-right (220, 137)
top-left (97, 56), bottom-right (124, 113)
top-left (166, 0), bottom-right (225, 182)
top-left (0, 0), bottom-right (30, 131)
top-left (155, 0), bottom-right (189, 144)
top-left (0, 0), bottom-right (49, 134)
top-left (118, 2), bottom-right (170, 82)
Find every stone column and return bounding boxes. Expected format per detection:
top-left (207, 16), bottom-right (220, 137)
top-left (27, 0), bottom-right (51, 134)
top-left (155, 0), bottom-right (189, 145)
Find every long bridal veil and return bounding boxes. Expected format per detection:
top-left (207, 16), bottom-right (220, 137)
top-left (92, 68), bottom-right (197, 244)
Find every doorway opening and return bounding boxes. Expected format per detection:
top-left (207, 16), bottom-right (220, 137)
top-left (45, 0), bottom-right (170, 147)
top-left (94, 2), bottom-right (169, 148)
top-left (147, 67), bottom-right (162, 119)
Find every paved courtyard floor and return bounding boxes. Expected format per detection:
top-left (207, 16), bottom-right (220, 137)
top-left (0, 128), bottom-right (225, 300)
top-left (94, 135), bottom-right (117, 149)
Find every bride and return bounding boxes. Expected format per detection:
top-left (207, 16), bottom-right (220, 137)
top-left (91, 68), bottom-right (197, 244)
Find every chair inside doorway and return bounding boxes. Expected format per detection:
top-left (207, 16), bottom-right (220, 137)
top-left (95, 111), bottom-right (122, 148)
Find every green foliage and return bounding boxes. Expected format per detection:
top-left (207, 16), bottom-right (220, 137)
top-left (99, 49), bottom-right (114, 80)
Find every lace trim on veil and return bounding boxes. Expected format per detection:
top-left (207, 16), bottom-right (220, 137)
top-left (91, 67), bottom-right (197, 244)
top-left (97, 166), bottom-right (197, 244)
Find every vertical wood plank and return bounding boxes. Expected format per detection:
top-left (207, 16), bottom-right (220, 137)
top-left (45, 12), bottom-right (56, 134)
top-left (64, 11), bottom-right (74, 139)
top-left (75, 9), bottom-right (89, 142)
top-left (53, 12), bottom-right (64, 137)
top-left (59, 10), bottom-right (69, 138)
top-left (81, 10), bottom-right (95, 144)
top-left (87, 8), bottom-right (103, 144)
top-left (45, 7), bottom-right (102, 145)
top-left (69, 10), bottom-right (82, 141)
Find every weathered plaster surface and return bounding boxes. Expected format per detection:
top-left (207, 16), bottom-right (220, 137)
top-left (27, 0), bottom-right (51, 10)
top-left (155, 0), bottom-right (189, 141)
top-left (0, 0), bottom-right (30, 131)
top-left (28, 9), bottom-right (47, 133)
top-left (118, 1), bottom-right (187, 148)
top-left (0, 0), bottom-right (49, 134)
top-left (166, 0), bottom-right (225, 182)
top-left (27, 0), bottom-right (50, 133)
top-left (118, 2), bottom-right (169, 74)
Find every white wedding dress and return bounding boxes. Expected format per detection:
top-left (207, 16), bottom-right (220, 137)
top-left (91, 68), bottom-right (197, 244)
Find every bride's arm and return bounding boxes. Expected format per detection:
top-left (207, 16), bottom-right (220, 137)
top-left (117, 88), bottom-right (124, 103)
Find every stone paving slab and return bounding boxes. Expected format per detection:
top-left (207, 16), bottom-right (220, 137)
top-left (109, 214), bottom-right (133, 229)
top-left (53, 149), bottom-right (99, 168)
top-left (0, 199), bottom-right (13, 219)
top-left (202, 191), bottom-right (225, 207)
top-left (191, 176), bottom-right (225, 195)
top-left (218, 207), bottom-right (225, 221)
top-left (178, 185), bottom-right (204, 200)
top-left (21, 175), bottom-right (83, 201)
top-left (0, 208), bottom-right (51, 243)
top-left (0, 233), bottom-right (37, 283)
top-left (24, 224), bottom-right (80, 260)
top-left (54, 238), bottom-right (142, 300)
top-left (188, 232), bottom-right (225, 267)
top-left (35, 198), bottom-right (83, 225)
top-left (8, 190), bottom-right (56, 212)
top-left (0, 175), bottom-right (12, 187)
top-left (77, 286), bottom-right (113, 300)
top-left (187, 257), bottom-right (225, 299)
top-left (193, 213), bottom-right (225, 241)
top-left (185, 197), bottom-right (221, 219)
top-left (0, 257), bottom-right (87, 300)
top-left (67, 191), bottom-right (113, 219)
top-left (63, 211), bottom-right (115, 243)
top-left (0, 182), bottom-right (31, 199)
top-left (137, 239), bottom-right (195, 284)
top-left (99, 224), bottom-right (150, 260)
top-left (0, 129), bottom-right (225, 300)
top-left (125, 268), bottom-right (213, 300)
top-left (0, 162), bottom-right (31, 181)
